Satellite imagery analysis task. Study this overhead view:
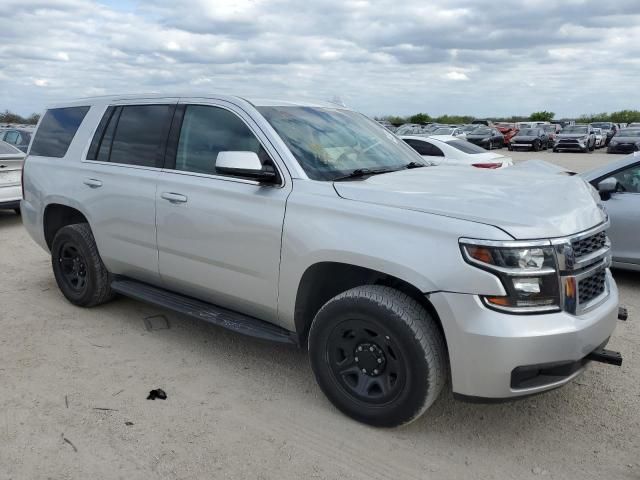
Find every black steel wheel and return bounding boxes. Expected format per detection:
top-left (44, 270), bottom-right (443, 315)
top-left (308, 286), bottom-right (446, 427)
top-left (326, 318), bottom-right (407, 406)
top-left (57, 242), bottom-right (89, 293)
top-left (51, 223), bottom-right (115, 307)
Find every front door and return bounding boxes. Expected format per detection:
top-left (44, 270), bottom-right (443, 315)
top-left (156, 101), bottom-right (291, 323)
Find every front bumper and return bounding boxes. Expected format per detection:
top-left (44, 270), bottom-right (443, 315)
top-left (607, 143), bottom-right (639, 154)
top-left (429, 270), bottom-right (619, 399)
top-left (555, 138), bottom-right (588, 151)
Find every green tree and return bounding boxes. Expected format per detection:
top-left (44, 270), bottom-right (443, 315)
top-left (408, 113), bottom-right (432, 124)
top-left (529, 111), bottom-right (555, 122)
top-left (609, 110), bottom-right (640, 124)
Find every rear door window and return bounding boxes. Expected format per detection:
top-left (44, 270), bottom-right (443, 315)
top-left (30, 106), bottom-right (90, 157)
top-left (108, 105), bottom-right (174, 167)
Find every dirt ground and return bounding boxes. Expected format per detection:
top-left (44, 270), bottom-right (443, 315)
top-left (1, 150), bottom-right (638, 480)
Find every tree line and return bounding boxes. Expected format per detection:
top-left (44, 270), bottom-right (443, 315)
top-left (0, 110), bottom-right (40, 125)
top-left (377, 110), bottom-right (640, 126)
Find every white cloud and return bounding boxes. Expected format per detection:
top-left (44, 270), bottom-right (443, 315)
top-left (444, 71), bottom-right (469, 81)
top-left (1, 0), bottom-right (640, 117)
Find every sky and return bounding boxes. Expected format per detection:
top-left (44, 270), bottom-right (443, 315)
top-left (1, 0), bottom-right (639, 119)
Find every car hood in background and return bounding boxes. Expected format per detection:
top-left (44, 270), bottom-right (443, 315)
top-left (610, 136), bottom-right (640, 143)
top-left (333, 167), bottom-right (604, 239)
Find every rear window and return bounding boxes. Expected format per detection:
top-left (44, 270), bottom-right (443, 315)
top-left (0, 141), bottom-right (22, 155)
top-left (30, 106), bottom-right (90, 157)
top-left (446, 139), bottom-right (486, 154)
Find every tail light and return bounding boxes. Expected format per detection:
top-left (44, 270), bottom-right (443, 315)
top-left (472, 162), bottom-right (502, 169)
top-left (21, 155), bottom-right (27, 199)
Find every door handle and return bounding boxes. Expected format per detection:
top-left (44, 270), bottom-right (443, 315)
top-left (83, 178), bottom-right (103, 188)
top-left (161, 192), bottom-right (188, 204)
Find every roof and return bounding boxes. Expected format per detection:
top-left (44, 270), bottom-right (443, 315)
top-left (44, 93), bottom-right (346, 110)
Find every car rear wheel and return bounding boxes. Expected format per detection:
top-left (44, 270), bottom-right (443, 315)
top-left (308, 285), bottom-right (447, 427)
top-left (51, 223), bottom-right (115, 307)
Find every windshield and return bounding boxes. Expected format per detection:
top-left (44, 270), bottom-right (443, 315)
top-left (520, 129), bottom-right (538, 136)
top-left (562, 126), bottom-right (588, 134)
top-left (446, 139), bottom-right (487, 154)
top-left (471, 128), bottom-right (492, 135)
top-left (433, 127), bottom-right (453, 134)
top-left (258, 106), bottom-right (425, 180)
top-left (591, 122), bottom-right (610, 129)
top-left (618, 129), bottom-right (640, 137)
top-left (543, 125), bottom-right (555, 132)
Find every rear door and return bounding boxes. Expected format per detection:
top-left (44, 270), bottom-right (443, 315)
top-left (81, 101), bottom-right (176, 284)
top-left (155, 99), bottom-right (291, 323)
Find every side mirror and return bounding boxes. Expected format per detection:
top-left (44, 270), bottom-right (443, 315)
top-left (597, 177), bottom-right (617, 200)
top-left (216, 151), bottom-right (277, 183)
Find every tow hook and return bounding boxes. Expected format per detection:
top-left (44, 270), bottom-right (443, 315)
top-left (618, 306), bottom-right (628, 321)
top-left (586, 348), bottom-right (622, 366)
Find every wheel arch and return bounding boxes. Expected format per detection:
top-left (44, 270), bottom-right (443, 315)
top-left (293, 261), bottom-right (446, 351)
top-left (43, 203), bottom-right (90, 250)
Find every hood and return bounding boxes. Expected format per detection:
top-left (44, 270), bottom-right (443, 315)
top-left (333, 167), bottom-right (605, 239)
top-left (558, 133), bottom-right (588, 138)
top-left (611, 136), bottom-right (640, 142)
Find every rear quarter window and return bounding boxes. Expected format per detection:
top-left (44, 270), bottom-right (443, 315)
top-left (30, 106), bottom-right (90, 157)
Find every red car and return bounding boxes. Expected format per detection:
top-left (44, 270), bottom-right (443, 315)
top-left (493, 123), bottom-right (519, 145)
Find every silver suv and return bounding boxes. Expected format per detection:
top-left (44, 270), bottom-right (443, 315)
top-left (22, 95), bottom-right (623, 427)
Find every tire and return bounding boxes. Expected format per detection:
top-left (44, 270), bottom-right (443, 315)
top-left (507, 144), bottom-right (513, 151)
top-left (532, 140), bottom-right (541, 152)
top-left (487, 140), bottom-right (492, 150)
top-left (308, 285), bottom-right (446, 428)
top-left (51, 223), bottom-right (115, 307)
top-left (589, 141), bottom-right (595, 152)
top-left (553, 148), bottom-right (559, 153)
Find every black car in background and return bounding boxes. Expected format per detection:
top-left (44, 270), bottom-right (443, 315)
top-left (0, 129), bottom-right (32, 153)
top-left (590, 122), bottom-right (617, 145)
top-left (607, 129), bottom-right (640, 154)
top-left (508, 128), bottom-right (549, 151)
top-left (465, 127), bottom-right (504, 149)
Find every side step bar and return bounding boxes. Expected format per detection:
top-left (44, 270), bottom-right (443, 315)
top-left (111, 278), bottom-right (298, 346)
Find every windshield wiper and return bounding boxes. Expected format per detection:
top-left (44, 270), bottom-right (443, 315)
top-left (404, 161), bottom-right (426, 169)
top-left (332, 168), bottom-right (398, 181)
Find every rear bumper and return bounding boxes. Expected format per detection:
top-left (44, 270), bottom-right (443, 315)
top-left (0, 186), bottom-right (21, 209)
top-left (0, 199), bottom-right (21, 210)
top-left (429, 270), bottom-right (619, 399)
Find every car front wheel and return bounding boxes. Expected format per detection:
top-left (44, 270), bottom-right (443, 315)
top-left (308, 285), bottom-right (447, 427)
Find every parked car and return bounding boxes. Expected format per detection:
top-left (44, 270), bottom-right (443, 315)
top-left (376, 120), bottom-right (396, 132)
top-left (543, 124), bottom-right (560, 145)
top-left (553, 124), bottom-right (596, 152)
top-left (431, 127), bottom-right (467, 139)
top-left (592, 128), bottom-right (606, 148)
top-left (626, 123), bottom-right (640, 128)
top-left (395, 123), bottom-right (430, 135)
top-left (508, 128), bottom-right (549, 151)
top-left (0, 140), bottom-right (25, 214)
top-left (22, 94), bottom-right (622, 427)
top-left (606, 129), bottom-right (640, 154)
top-left (494, 123), bottom-right (519, 146)
top-left (471, 119), bottom-right (491, 126)
top-left (401, 135), bottom-right (513, 168)
top-left (465, 127), bottom-right (505, 149)
top-left (590, 122), bottom-right (617, 145)
top-left (581, 153), bottom-right (640, 271)
top-left (0, 128), bottom-right (32, 153)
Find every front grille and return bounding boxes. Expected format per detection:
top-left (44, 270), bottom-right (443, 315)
top-left (572, 231), bottom-right (607, 258)
top-left (578, 269), bottom-right (606, 304)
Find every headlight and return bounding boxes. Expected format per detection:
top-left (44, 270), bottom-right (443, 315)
top-left (460, 239), bottom-right (560, 313)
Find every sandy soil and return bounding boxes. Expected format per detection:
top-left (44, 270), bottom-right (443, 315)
top-left (1, 150), bottom-right (638, 479)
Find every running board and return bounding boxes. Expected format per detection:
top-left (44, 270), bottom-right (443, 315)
top-left (111, 278), bottom-right (298, 345)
